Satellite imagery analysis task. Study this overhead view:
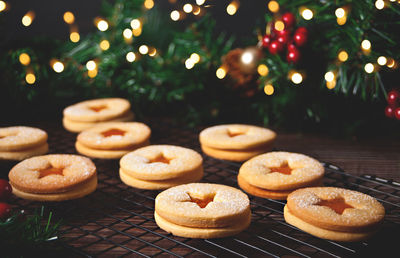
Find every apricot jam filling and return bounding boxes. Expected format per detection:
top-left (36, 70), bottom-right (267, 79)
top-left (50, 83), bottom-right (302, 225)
top-left (89, 105), bottom-right (107, 112)
top-left (38, 167), bottom-right (64, 179)
top-left (269, 163), bottom-right (292, 175)
top-left (227, 129), bottom-right (247, 137)
top-left (101, 128), bottom-right (126, 137)
top-left (317, 197), bottom-right (354, 215)
top-left (149, 154), bottom-right (172, 164)
top-left (187, 193), bottom-right (215, 208)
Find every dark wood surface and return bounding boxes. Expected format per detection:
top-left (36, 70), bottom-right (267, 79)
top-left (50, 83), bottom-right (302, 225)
top-left (274, 133), bottom-right (400, 182)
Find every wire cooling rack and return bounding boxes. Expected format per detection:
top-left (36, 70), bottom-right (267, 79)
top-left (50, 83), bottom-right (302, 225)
top-left (9, 121), bottom-right (400, 257)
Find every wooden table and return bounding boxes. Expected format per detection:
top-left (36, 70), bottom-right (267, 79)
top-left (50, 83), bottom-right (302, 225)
top-left (274, 133), bottom-right (400, 182)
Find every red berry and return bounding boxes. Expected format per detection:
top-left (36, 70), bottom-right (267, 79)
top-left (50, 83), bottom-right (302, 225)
top-left (282, 12), bottom-right (296, 27)
top-left (395, 107), bottom-right (400, 120)
top-left (295, 27), bottom-right (308, 36)
top-left (294, 32), bottom-right (307, 46)
top-left (0, 179), bottom-right (12, 201)
top-left (287, 48), bottom-right (301, 63)
top-left (385, 106), bottom-right (395, 118)
top-left (276, 29), bottom-right (290, 38)
top-left (0, 202), bottom-right (11, 220)
top-left (387, 90), bottom-right (400, 107)
top-left (287, 43), bottom-right (296, 51)
top-left (262, 35), bottom-right (271, 48)
top-left (277, 35), bottom-right (288, 45)
top-left (268, 41), bottom-right (283, 54)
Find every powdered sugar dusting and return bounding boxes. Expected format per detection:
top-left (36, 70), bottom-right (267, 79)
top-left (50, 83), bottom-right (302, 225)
top-left (63, 98), bottom-right (130, 122)
top-left (0, 126), bottom-right (47, 151)
top-left (199, 124), bottom-right (276, 150)
top-left (120, 145), bottom-right (203, 180)
top-left (9, 154), bottom-right (96, 193)
top-left (155, 183), bottom-right (250, 220)
top-left (77, 122), bottom-right (151, 149)
top-left (239, 152), bottom-right (324, 190)
top-left (287, 187), bottom-right (385, 230)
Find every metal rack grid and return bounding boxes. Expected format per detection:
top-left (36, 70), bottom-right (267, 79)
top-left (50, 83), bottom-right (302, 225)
top-left (11, 121), bottom-right (400, 257)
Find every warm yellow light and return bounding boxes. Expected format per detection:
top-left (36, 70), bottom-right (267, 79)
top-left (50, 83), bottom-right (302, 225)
top-left (170, 10), bottom-right (180, 21)
top-left (196, 0), bottom-right (205, 5)
top-left (0, 1), bottom-right (6, 12)
top-left (88, 69), bottom-right (97, 78)
top-left (130, 19), bottom-right (141, 30)
top-left (183, 4), bottom-right (193, 13)
top-left (274, 21), bottom-right (285, 31)
top-left (301, 8), bottom-right (313, 20)
top-left (63, 11), bottom-right (75, 24)
top-left (139, 45), bottom-right (149, 55)
top-left (193, 6), bottom-right (201, 15)
top-left (337, 16), bottom-right (347, 25)
top-left (144, 0), bottom-right (154, 9)
top-left (148, 48), bottom-right (157, 57)
top-left (264, 84), bottom-right (274, 95)
top-left (226, 1), bottom-right (238, 15)
top-left (123, 28), bottom-right (133, 39)
top-left (190, 53), bottom-right (200, 63)
top-left (364, 63), bottom-right (374, 73)
top-left (335, 8), bottom-right (345, 18)
top-left (338, 50), bottom-right (348, 62)
top-left (375, 0), bottom-right (385, 9)
top-left (70, 32), bottom-right (80, 42)
top-left (291, 72), bottom-right (303, 84)
top-left (25, 73), bottom-right (36, 84)
top-left (19, 53), bottom-right (31, 66)
top-left (97, 20), bottom-right (109, 31)
top-left (52, 61), bottom-right (64, 73)
top-left (99, 40), bottom-right (110, 51)
top-left (132, 27), bottom-right (142, 37)
top-left (216, 67), bottom-right (227, 79)
top-left (185, 58), bottom-right (195, 69)
top-left (377, 56), bottom-right (387, 66)
top-left (22, 11), bottom-right (35, 27)
top-left (257, 64), bottom-right (269, 76)
top-left (126, 52), bottom-right (136, 62)
top-left (241, 52), bottom-right (254, 65)
top-left (326, 80), bottom-right (336, 89)
top-left (268, 1), bottom-right (279, 13)
top-left (324, 71), bottom-right (335, 82)
top-left (86, 60), bottom-right (96, 71)
top-left (387, 59), bottom-right (396, 68)
top-left (361, 39), bottom-right (371, 50)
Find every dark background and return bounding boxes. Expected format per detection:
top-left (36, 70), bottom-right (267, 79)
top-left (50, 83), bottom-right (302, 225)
top-left (1, 1), bottom-right (399, 136)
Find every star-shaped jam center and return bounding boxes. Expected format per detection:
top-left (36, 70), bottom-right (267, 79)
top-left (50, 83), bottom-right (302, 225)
top-left (89, 105), bottom-right (107, 112)
top-left (227, 128), bottom-right (247, 137)
top-left (101, 128), bottom-right (126, 137)
top-left (317, 197), bottom-right (354, 215)
top-left (38, 167), bottom-right (64, 179)
top-left (269, 163), bottom-right (292, 175)
top-left (185, 193), bottom-right (215, 208)
top-left (149, 154), bottom-right (172, 164)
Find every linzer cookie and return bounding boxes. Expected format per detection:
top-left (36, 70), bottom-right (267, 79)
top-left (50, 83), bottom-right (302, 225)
top-left (8, 154), bottom-right (97, 201)
top-left (63, 98), bottom-right (134, 132)
top-left (154, 183), bottom-right (251, 238)
top-left (199, 124), bottom-right (276, 162)
top-left (284, 187), bottom-right (385, 242)
top-left (238, 152), bottom-right (324, 200)
top-left (0, 126), bottom-right (48, 161)
top-left (75, 122), bottom-right (151, 159)
top-left (119, 145), bottom-right (203, 190)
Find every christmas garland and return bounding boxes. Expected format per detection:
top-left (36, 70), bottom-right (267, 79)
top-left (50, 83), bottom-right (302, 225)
top-left (0, 0), bottom-right (399, 134)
